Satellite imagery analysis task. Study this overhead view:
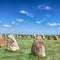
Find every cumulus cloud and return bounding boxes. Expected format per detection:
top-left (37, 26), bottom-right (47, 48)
top-left (16, 19), bottom-right (24, 22)
top-left (36, 18), bottom-right (46, 24)
top-left (36, 21), bottom-right (41, 24)
top-left (12, 22), bottom-right (15, 24)
top-left (20, 10), bottom-right (28, 15)
top-left (20, 10), bottom-right (34, 18)
top-left (3, 24), bottom-right (11, 27)
top-left (38, 5), bottom-right (52, 10)
top-left (47, 23), bottom-right (60, 26)
top-left (44, 6), bottom-right (51, 10)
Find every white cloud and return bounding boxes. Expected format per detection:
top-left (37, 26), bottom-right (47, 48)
top-left (38, 5), bottom-right (52, 10)
top-left (29, 14), bottom-right (34, 18)
top-left (20, 10), bottom-right (28, 15)
top-left (3, 24), bottom-right (11, 27)
top-left (44, 6), bottom-right (51, 10)
top-left (12, 22), bottom-right (15, 24)
top-left (36, 18), bottom-right (46, 25)
top-left (16, 19), bottom-right (24, 22)
top-left (20, 10), bottom-right (34, 18)
top-left (36, 21), bottom-right (41, 24)
top-left (36, 18), bottom-right (46, 24)
top-left (47, 23), bottom-right (60, 26)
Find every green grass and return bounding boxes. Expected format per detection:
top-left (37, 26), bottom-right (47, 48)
top-left (0, 37), bottom-right (60, 60)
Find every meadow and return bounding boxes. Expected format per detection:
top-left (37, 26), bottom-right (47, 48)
top-left (0, 36), bottom-right (60, 60)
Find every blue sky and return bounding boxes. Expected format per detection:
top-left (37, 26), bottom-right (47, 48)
top-left (0, 0), bottom-right (60, 34)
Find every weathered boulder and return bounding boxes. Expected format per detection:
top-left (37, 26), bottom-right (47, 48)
top-left (54, 35), bottom-right (58, 40)
top-left (41, 35), bottom-right (45, 39)
top-left (0, 35), bottom-right (6, 47)
top-left (48, 35), bottom-right (51, 40)
top-left (7, 35), bottom-right (19, 51)
top-left (30, 36), bottom-right (46, 57)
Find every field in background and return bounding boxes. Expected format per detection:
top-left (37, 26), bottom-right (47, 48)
top-left (0, 35), bottom-right (60, 60)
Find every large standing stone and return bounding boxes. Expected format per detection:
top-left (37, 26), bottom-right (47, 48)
top-left (48, 35), bottom-right (51, 40)
top-left (16, 35), bottom-right (19, 37)
top-left (33, 34), bottom-right (36, 38)
top-left (21, 34), bottom-right (25, 37)
top-left (19, 35), bottom-right (22, 38)
top-left (4, 34), bottom-right (6, 37)
top-left (53, 35), bottom-right (58, 40)
top-left (7, 35), bottom-right (19, 51)
top-left (41, 35), bottom-right (45, 39)
top-left (28, 35), bottom-right (31, 38)
top-left (0, 35), bottom-right (6, 47)
top-left (30, 36), bottom-right (46, 57)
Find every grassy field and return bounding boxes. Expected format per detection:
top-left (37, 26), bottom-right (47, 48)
top-left (0, 36), bottom-right (60, 60)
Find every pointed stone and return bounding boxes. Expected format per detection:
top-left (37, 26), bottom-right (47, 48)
top-left (33, 34), bottom-right (36, 38)
top-left (30, 36), bottom-right (46, 57)
top-left (7, 34), bottom-right (19, 51)
top-left (16, 35), bottom-right (18, 37)
top-left (48, 35), bottom-right (51, 40)
top-left (28, 35), bottom-right (31, 38)
top-left (4, 34), bottom-right (7, 37)
top-left (19, 35), bottom-right (22, 38)
top-left (54, 35), bottom-right (58, 40)
top-left (0, 35), bottom-right (6, 47)
top-left (41, 35), bottom-right (45, 39)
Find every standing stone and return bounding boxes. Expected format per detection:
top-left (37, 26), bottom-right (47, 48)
top-left (19, 35), bottom-right (22, 38)
top-left (30, 35), bottom-right (34, 38)
top-left (4, 34), bottom-right (7, 37)
top-left (30, 35), bottom-right (32, 38)
top-left (28, 35), bottom-right (31, 38)
top-left (53, 35), bottom-right (58, 40)
top-left (48, 35), bottom-right (51, 40)
top-left (13, 34), bottom-right (16, 37)
top-left (16, 35), bottom-right (18, 37)
top-left (7, 35), bottom-right (19, 51)
top-left (33, 34), bottom-right (36, 38)
top-left (0, 35), bottom-right (6, 47)
top-left (21, 34), bottom-right (24, 37)
top-left (30, 36), bottom-right (46, 57)
top-left (41, 35), bottom-right (45, 39)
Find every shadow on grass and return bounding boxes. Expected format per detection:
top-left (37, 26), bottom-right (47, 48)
top-left (4, 49), bottom-right (20, 53)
